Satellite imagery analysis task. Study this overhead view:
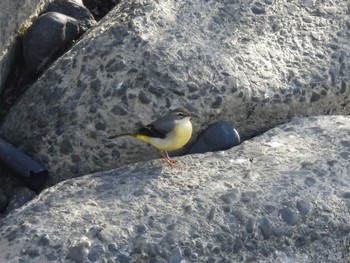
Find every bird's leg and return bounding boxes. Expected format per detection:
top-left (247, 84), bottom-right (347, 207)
top-left (161, 151), bottom-right (178, 167)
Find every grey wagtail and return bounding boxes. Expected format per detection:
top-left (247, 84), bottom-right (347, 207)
top-left (108, 107), bottom-right (193, 166)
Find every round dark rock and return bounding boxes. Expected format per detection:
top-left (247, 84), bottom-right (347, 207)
top-left (45, 0), bottom-right (96, 31)
top-left (246, 217), bottom-right (255, 234)
top-left (296, 199), bottom-right (312, 217)
top-left (220, 189), bottom-right (240, 204)
top-left (259, 217), bottom-right (272, 239)
top-left (295, 236), bottom-right (308, 247)
top-left (23, 12), bottom-right (80, 75)
top-left (138, 91), bottom-right (152, 104)
top-left (87, 244), bottom-right (105, 262)
top-left (66, 242), bottom-right (90, 263)
top-left (186, 121), bottom-right (240, 154)
top-left (5, 186), bottom-right (36, 214)
top-left (168, 247), bottom-right (183, 263)
top-left (278, 207), bottom-right (298, 226)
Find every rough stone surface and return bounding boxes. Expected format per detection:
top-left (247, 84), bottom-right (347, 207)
top-left (1, 0), bottom-right (350, 185)
top-left (0, 116), bottom-right (350, 262)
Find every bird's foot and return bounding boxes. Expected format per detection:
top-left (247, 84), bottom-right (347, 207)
top-left (162, 158), bottom-right (179, 168)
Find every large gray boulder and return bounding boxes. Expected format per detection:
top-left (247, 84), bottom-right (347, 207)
top-left (0, 115), bottom-right (349, 262)
top-left (1, 0), bottom-right (350, 185)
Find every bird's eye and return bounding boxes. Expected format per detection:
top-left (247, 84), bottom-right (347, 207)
top-left (177, 112), bottom-right (186, 117)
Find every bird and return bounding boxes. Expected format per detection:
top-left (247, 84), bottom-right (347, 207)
top-left (108, 107), bottom-right (193, 166)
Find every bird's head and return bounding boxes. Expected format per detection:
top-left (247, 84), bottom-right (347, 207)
top-left (171, 107), bottom-right (192, 121)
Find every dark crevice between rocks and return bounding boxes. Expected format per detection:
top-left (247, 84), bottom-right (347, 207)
top-left (83, 0), bottom-right (121, 20)
top-left (0, 0), bottom-right (119, 219)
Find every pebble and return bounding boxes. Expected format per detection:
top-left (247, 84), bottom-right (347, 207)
top-left (278, 207), bottom-right (298, 226)
top-left (296, 199), bottom-right (312, 216)
top-left (259, 217), bottom-right (272, 239)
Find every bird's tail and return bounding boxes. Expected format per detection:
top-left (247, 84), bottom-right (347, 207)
top-left (108, 133), bottom-right (132, 139)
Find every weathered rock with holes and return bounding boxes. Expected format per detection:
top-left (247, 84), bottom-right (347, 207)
top-left (1, 0), bottom-right (350, 185)
top-left (0, 115), bottom-right (350, 262)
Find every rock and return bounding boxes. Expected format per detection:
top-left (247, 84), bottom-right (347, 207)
top-left (0, 0), bottom-right (42, 92)
top-left (45, 0), bottom-right (96, 31)
top-left (1, 0), bottom-right (350, 185)
top-left (0, 116), bottom-right (349, 261)
top-left (5, 186), bottom-right (36, 214)
top-left (186, 121), bottom-right (240, 154)
top-left (22, 12), bottom-right (80, 75)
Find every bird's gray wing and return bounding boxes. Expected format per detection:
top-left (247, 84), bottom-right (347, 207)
top-left (136, 115), bottom-right (175, 139)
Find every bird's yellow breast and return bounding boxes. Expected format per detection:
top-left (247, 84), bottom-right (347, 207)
top-left (139, 117), bottom-right (192, 151)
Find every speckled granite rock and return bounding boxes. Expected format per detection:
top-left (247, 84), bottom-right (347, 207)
top-left (0, 115), bottom-right (350, 262)
top-left (1, 0), bottom-right (350, 185)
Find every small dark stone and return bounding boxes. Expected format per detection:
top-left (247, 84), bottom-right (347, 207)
top-left (207, 207), bottom-right (216, 221)
top-left (259, 217), bottom-right (272, 239)
top-left (310, 92), bottom-right (321, 102)
top-left (273, 226), bottom-right (293, 237)
top-left (187, 83), bottom-right (199, 92)
top-left (107, 244), bottom-right (118, 252)
top-left (146, 243), bottom-right (161, 257)
top-left (138, 91), bottom-right (151, 104)
top-left (186, 122), bottom-right (240, 154)
top-left (106, 60), bottom-right (126, 72)
top-left (296, 199), bottom-right (312, 216)
top-left (60, 138), bottom-right (74, 154)
top-left (66, 244), bottom-right (89, 263)
top-left (165, 232), bottom-right (178, 245)
top-left (220, 189), bottom-right (240, 204)
top-left (90, 79), bottom-right (101, 92)
top-left (22, 247), bottom-right (40, 258)
top-left (170, 88), bottom-right (185, 96)
top-left (117, 254), bottom-right (131, 263)
top-left (182, 246), bottom-right (191, 257)
top-left (304, 177), bottom-right (316, 187)
top-left (135, 224), bottom-right (147, 234)
top-left (251, 4), bottom-right (266, 15)
top-left (211, 96), bottom-right (223, 108)
top-left (95, 121), bottom-right (106, 131)
top-left (340, 80), bottom-right (347, 94)
top-left (37, 234), bottom-right (51, 246)
top-left (87, 245), bottom-right (104, 262)
top-left (295, 236), bottom-right (308, 247)
top-left (168, 247), bottom-right (183, 263)
top-left (264, 204), bottom-right (276, 214)
top-left (279, 207), bottom-right (298, 226)
top-left (233, 237), bottom-right (243, 253)
top-left (111, 105), bottom-right (128, 116)
top-left (187, 94), bottom-right (200, 100)
top-left (342, 192), bottom-right (350, 199)
top-left (148, 86), bottom-right (165, 97)
top-left (246, 217), bottom-right (255, 233)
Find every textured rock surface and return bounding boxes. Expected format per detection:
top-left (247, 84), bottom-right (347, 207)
top-left (1, 0), bottom-right (350, 184)
top-left (0, 115), bottom-right (350, 262)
